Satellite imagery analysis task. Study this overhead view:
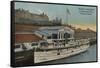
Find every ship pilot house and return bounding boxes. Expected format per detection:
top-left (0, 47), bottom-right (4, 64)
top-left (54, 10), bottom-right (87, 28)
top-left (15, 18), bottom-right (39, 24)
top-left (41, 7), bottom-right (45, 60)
top-left (15, 26), bottom-right (74, 52)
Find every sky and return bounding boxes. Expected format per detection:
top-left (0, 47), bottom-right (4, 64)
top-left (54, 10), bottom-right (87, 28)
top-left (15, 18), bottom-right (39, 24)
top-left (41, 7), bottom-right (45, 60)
top-left (15, 2), bottom-right (97, 31)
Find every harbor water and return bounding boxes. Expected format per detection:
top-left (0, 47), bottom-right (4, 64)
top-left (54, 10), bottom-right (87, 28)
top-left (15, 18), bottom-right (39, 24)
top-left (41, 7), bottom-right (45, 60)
top-left (41, 44), bottom-right (97, 64)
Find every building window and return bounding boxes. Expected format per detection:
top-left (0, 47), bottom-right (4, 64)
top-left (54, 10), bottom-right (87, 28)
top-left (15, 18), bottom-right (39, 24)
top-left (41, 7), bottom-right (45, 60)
top-left (15, 45), bottom-right (20, 49)
top-left (64, 33), bottom-right (70, 38)
top-left (31, 43), bottom-right (38, 46)
top-left (52, 34), bottom-right (57, 39)
top-left (40, 42), bottom-right (48, 46)
top-left (47, 36), bottom-right (51, 39)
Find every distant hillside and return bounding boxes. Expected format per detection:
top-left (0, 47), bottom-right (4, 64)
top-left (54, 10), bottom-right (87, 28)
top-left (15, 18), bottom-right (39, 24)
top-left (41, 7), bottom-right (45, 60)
top-left (74, 28), bottom-right (96, 39)
top-left (15, 8), bottom-right (62, 26)
top-left (63, 24), bottom-right (96, 39)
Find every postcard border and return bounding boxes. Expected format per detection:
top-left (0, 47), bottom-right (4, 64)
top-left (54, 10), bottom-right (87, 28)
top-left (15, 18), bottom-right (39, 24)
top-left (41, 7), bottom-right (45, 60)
top-left (10, 1), bottom-right (98, 67)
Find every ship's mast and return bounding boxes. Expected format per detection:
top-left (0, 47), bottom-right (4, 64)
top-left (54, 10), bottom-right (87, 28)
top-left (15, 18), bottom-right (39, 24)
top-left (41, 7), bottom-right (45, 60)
top-left (66, 8), bottom-right (70, 24)
top-left (65, 8), bottom-right (71, 44)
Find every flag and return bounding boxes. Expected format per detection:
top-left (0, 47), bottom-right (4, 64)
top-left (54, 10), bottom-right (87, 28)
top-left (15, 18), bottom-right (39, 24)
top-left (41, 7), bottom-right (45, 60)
top-left (66, 8), bottom-right (71, 15)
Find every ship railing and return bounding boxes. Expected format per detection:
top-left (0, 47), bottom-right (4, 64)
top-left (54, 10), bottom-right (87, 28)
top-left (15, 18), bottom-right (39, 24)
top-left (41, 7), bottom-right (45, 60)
top-left (46, 38), bottom-right (65, 40)
top-left (38, 44), bottom-right (67, 50)
top-left (68, 38), bottom-right (89, 46)
top-left (35, 38), bottom-right (90, 50)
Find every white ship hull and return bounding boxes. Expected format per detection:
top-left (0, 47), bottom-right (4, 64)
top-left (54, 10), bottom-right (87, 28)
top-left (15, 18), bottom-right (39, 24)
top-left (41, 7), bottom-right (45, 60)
top-left (34, 44), bottom-right (89, 63)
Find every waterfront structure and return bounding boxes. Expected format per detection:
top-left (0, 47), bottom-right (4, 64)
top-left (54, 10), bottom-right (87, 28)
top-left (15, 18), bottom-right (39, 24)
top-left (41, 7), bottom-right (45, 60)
top-left (15, 9), bottom-right (62, 26)
top-left (15, 26), bottom-right (90, 63)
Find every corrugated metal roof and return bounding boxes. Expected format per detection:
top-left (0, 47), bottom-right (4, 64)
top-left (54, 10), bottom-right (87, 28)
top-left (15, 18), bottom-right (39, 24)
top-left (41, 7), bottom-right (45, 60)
top-left (35, 26), bottom-right (74, 37)
top-left (15, 34), bottom-right (43, 43)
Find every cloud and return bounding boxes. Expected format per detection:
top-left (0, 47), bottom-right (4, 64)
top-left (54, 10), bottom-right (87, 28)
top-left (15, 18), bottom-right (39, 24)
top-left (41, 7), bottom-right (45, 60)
top-left (37, 9), bottom-right (43, 14)
top-left (31, 9), bottom-right (43, 14)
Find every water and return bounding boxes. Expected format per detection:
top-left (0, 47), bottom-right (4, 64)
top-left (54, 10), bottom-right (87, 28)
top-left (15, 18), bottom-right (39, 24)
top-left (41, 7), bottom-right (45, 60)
top-left (15, 44), bottom-right (97, 66)
top-left (41, 44), bottom-right (97, 64)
